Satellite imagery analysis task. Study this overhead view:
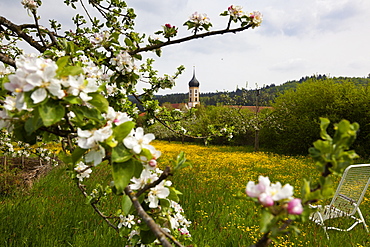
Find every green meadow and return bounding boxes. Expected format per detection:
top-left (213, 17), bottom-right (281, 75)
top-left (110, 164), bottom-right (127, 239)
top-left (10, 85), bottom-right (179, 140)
top-left (1, 141), bottom-right (369, 246)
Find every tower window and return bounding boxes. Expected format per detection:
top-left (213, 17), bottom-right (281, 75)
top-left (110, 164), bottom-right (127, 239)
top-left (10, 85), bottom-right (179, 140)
top-left (195, 97), bottom-right (197, 101)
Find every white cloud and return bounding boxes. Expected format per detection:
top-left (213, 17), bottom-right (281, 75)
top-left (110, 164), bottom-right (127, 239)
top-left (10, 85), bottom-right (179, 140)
top-left (1, 0), bottom-right (370, 94)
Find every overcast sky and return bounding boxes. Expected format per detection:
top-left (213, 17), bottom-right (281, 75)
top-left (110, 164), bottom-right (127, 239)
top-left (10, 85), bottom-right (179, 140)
top-left (1, 0), bottom-right (370, 94)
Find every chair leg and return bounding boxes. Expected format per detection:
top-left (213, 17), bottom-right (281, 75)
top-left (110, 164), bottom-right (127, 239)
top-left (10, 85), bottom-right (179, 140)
top-left (312, 211), bottom-right (330, 239)
top-left (357, 208), bottom-right (369, 233)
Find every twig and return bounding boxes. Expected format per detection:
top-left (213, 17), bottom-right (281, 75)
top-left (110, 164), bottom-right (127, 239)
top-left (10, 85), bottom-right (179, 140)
top-left (0, 16), bottom-right (46, 53)
top-left (77, 181), bottom-right (119, 231)
top-left (130, 24), bottom-right (253, 55)
top-left (136, 166), bottom-right (172, 198)
top-left (32, 12), bottom-right (46, 47)
top-left (124, 186), bottom-right (172, 247)
top-left (0, 52), bottom-right (16, 67)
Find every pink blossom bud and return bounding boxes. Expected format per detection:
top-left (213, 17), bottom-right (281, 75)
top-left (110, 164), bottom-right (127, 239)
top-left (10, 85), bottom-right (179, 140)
top-left (149, 159), bottom-right (157, 167)
top-left (165, 24), bottom-right (172, 28)
top-left (287, 198), bottom-right (303, 215)
top-left (258, 193), bottom-right (274, 207)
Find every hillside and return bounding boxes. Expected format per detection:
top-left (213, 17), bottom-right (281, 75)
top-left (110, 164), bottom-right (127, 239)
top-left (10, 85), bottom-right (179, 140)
top-left (153, 75), bottom-right (370, 106)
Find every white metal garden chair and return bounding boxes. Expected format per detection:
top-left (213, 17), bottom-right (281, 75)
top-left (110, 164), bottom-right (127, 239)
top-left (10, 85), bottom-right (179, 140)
top-left (309, 164), bottom-right (370, 239)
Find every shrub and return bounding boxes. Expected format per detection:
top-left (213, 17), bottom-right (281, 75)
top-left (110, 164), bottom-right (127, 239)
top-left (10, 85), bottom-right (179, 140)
top-left (261, 78), bottom-right (370, 155)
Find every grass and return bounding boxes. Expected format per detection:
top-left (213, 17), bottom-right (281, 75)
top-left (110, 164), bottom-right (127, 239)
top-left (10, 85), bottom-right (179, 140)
top-left (1, 140), bottom-right (369, 246)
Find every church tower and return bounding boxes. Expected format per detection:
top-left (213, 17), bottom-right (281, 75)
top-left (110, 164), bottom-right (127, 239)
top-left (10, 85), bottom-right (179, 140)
top-left (188, 67), bottom-right (200, 108)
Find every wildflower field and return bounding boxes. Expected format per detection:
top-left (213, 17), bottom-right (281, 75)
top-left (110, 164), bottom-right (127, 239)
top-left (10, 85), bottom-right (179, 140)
top-left (154, 141), bottom-right (370, 247)
top-left (1, 141), bottom-right (369, 246)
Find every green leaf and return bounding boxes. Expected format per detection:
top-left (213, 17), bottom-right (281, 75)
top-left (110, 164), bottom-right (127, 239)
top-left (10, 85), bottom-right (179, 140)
top-left (38, 101), bottom-right (65, 127)
top-left (62, 65), bottom-right (84, 76)
top-left (112, 143), bottom-right (133, 163)
top-left (122, 195), bottom-right (133, 215)
top-left (159, 198), bottom-right (170, 208)
top-left (56, 56), bottom-right (70, 74)
top-left (321, 177), bottom-right (334, 198)
top-left (124, 37), bottom-right (133, 47)
top-left (174, 151), bottom-right (190, 170)
top-left (88, 92), bottom-right (109, 113)
top-left (72, 147), bottom-right (87, 164)
top-left (260, 209), bottom-right (274, 233)
top-left (113, 121), bottom-right (135, 142)
top-left (112, 159), bottom-right (141, 194)
top-left (24, 110), bottom-right (43, 134)
top-left (13, 123), bottom-right (37, 145)
top-left (167, 187), bottom-right (181, 202)
top-left (73, 105), bottom-right (104, 122)
top-left (319, 117), bottom-right (331, 141)
top-left (64, 95), bottom-right (83, 105)
top-left (140, 230), bottom-right (156, 244)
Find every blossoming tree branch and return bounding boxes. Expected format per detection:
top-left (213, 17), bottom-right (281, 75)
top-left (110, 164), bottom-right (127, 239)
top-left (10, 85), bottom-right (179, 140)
top-left (0, 1), bottom-right (266, 246)
top-left (1, 1), bottom-right (359, 246)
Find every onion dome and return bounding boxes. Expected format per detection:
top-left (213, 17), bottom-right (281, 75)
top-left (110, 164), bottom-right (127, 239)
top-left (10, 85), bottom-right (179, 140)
top-left (188, 69), bottom-right (200, 87)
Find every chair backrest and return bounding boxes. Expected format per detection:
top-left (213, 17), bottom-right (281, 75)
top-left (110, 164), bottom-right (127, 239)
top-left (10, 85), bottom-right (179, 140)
top-left (329, 164), bottom-right (370, 216)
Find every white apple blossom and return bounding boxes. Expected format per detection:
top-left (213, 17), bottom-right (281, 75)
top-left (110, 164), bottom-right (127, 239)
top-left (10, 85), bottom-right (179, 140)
top-left (118, 214), bottom-right (136, 229)
top-left (246, 175), bottom-right (270, 198)
top-left (90, 31), bottom-right (110, 46)
top-left (3, 96), bottom-right (16, 111)
top-left (147, 181), bottom-right (170, 208)
top-left (64, 75), bottom-right (98, 102)
top-left (85, 145), bottom-right (106, 166)
top-left (21, 0), bottom-right (38, 11)
top-left (287, 198), bottom-right (303, 215)
top-left (74, 161), bottom-right (92, 181)
top-left (246, 176), bottom-right (294, 207)
top-left (266, 181), bottom-right (293, 201)
top-left (30, 78), bottom-right (65, 103)
top-left (5, 70), bottom-right (35, 93)
top-left (248, 11), bottom-right (263, 27)
top-left (170, 200), bottom-right (184, 213)
top-left (228, 5), bottom-right (244, 18)
top-left (130, 169), bottom-right (159, 190)
top-left (110, 51), bottom-right (134, 73)
top-left (0, 62), bottom-right (15, 76)
top-left (128, 229), bottom-right (140, 240)
top-left (123, 127), bottom-right (155, 154)
top-left (77, 124), bottom-right (113, 165)
top-left (104, 107), bottom-right (132, 126)
top-left (178, 227), bottom-right (191, 236)
top-left (0, 110), bottom-right (12, 130)
top-left (189, 12), bottom-right (210, 25)
top-left (5, 55), bottom-right (64, 104)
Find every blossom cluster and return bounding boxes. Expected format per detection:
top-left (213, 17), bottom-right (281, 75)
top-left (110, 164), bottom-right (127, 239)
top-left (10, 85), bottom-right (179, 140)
top-left (3, 54), bottom-right (100, 113)
top-left (77, 107), bottom-right (133, 167)
top-left (246, 176), bottom-right (303, 215)
top-left (189, 12), bottom-right (211, 26)
top-left (126, 166), bottom-right (192, 240)
top-left (222, 5), bottom-right (263, 28)
top-left (74, 161), bottom-right (92, 181)
top-left (110, 51), bottom-right (135, 73)
top-left (248, 11), bottom-right (263, 27)
top-left (0, 132), bottom-right (60, 166)
top-left (21, 0), bottom-right (38, 11)
top-left (228, 5), bottom-right (244, 19)
top-left (0, 62), bottom-right (15, 76)
top-left (89, 31), bottom-right (111, 46)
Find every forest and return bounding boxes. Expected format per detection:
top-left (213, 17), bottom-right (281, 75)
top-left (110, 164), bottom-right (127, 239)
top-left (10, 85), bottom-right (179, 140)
top-left (152, 75), bottom-right (370, 106)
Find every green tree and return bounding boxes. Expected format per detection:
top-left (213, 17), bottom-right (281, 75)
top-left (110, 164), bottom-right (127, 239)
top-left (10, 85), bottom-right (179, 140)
top-left (262, 77), bottom-right (370, 155)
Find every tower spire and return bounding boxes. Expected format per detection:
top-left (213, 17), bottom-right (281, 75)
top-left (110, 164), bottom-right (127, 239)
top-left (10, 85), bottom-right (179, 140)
top-left (188, 66), bottom-right (200, 108)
